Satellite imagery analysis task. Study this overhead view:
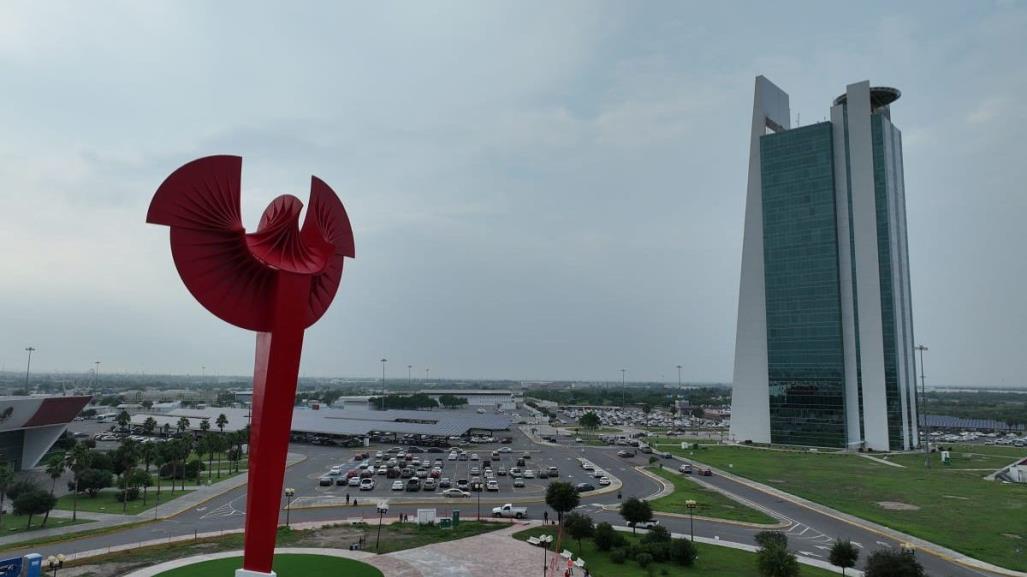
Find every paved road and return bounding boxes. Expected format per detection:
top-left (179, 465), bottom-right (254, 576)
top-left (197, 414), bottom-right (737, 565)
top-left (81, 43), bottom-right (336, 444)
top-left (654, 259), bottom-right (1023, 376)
top-left (2, 429), bottom-right (1007, 577)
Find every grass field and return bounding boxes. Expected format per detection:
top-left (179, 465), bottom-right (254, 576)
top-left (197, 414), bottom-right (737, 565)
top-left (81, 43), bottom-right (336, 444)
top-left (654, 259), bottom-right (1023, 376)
top-left (645, 467), bottom-right (777, 525)
top-left (514, 526), bottom-right (838, 577)
top-left (0, 514), bottom-right (86, 534)
top-left (56, 489), bottom-right (193, 515)
top-left (154, 554), bottom-right (383, 577)
top-left (658, 444), bottom-right (1027, 571)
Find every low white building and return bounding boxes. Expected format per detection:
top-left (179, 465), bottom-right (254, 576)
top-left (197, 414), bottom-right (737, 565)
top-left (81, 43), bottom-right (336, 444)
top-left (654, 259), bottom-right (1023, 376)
top-left (420, 389), bottom-right (517, 411)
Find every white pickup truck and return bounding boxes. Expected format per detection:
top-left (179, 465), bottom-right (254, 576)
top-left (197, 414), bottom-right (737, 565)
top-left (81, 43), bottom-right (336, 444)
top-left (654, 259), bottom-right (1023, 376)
top-left (491, 503), bottom-right (528, 518)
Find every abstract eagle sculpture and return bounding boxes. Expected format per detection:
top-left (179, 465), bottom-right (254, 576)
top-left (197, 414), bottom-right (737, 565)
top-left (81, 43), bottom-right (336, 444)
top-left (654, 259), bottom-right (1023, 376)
top-left (147, 155), bottom-right (355, 577)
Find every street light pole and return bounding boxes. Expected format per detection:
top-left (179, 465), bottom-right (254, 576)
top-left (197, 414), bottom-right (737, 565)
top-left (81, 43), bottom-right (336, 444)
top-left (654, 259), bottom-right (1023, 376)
top-left (685, 499), bottom-right (697, 541)
top-left (408, 364), bottom-right (412, 385)
top-left (916, 345), bottom-right (930, 468)
top-left (284, 487), bottom-right (295, 528)
top-left (24, 347), bottom-right (35, 391)
top-left (380, 358), bottom-right (387, 410)
top-left (376, 505), bottom-right (387, 552)
top-left (676, 364), bottom-right (682, 388)
top-left (94, 361), bottom-right (100, 389)
top-left (620, 368), bottom-right (626, 407)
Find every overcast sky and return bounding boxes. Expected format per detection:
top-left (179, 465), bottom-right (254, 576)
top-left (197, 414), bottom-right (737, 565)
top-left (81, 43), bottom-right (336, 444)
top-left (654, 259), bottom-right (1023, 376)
top-left (1, 1), bottom-right (1025, 385)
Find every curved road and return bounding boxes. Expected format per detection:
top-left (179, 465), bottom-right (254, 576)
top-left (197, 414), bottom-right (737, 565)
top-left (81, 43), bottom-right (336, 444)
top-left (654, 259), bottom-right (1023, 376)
top-left (3, 430), bottom-right (1008, 577)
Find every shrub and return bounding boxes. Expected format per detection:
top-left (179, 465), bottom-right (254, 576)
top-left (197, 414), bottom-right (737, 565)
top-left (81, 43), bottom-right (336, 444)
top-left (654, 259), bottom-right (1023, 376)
top-left (645, 542), bottom-right (671, 562)
top-left (636, 553), bottom-right (654, 568)
top-left (642, 524), bottom-right (672, 544)
top-left (116, 487), bottom-right (141, 502)
top-left (593, 522), bottom-right (625, 552)
top-left (670, 538), bottom-right (697, 567)
top-left (755, 531), bottom-right (788, 550)
top-left (610, 548), bottom-right (627, 564)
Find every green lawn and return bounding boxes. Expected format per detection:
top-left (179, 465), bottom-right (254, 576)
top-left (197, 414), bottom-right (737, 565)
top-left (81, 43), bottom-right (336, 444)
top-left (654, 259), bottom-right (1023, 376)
top-left (0, 514), bottom-right (87, 535)
top-left (155, 554), bottom-right (382, 577)
top-left (56, 488), bottom-right (193, 515)
top-left (669, 445), bottom-right (1027, 571)
top-left (514, 526), bottom-right (838, 577)
top-left (646, 467), bottom-right (777, 525)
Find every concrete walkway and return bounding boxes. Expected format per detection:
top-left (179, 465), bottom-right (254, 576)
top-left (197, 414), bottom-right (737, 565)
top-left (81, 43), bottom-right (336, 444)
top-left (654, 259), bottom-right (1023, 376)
top-left (858, 454), bottom-right (905, 468)
top-left (120, 547), bottom-right (422, 577)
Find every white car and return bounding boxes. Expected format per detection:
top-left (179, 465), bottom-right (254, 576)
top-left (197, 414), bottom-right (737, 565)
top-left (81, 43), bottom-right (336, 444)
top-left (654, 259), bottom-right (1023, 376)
top-left (499, 447), bottom-right (512, 453)
top-left (359, 478), bottom-right (375, 491)
top-left (442, 488), bottom-right (470, 498)
top-left (329, 465), bottom-right (342, 475)
top-left (471, 453), bottom-right (480, 461)
top-left (391, 480), bottom-right (404, 491)
top-left (486, 479), bottom-right (499, 491)
top-left (347, 476), bottom-right (361, 486)
top-left (523, 469), bottom-right (536, 478)
top-left (598, 476), bottom-right (611, 486)
top-left (593, 470), bottom-right (605, 479)
top-left (582, 462), bottom-right (595, 471)
top-left (448, 453), bottom-right (458, 461)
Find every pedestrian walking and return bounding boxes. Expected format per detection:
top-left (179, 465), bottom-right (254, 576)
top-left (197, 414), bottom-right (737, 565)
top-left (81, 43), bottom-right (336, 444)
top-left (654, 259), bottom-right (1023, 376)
top-left (543, 511), bottom-right (549, 525)
top-left (346, 493), bottom-right (351, 505)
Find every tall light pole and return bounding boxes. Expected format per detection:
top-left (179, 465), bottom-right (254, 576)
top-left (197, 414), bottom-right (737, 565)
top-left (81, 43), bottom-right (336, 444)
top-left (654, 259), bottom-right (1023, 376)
top-left (916, 344), bottom-right (930, 468)
top-left (685, 499), bottom-right (697, 541)
top-left (620, 369), bottom-right (626, 407)
top-left (94, 361), bottom-right (100, 389)
top-left (676, 364), bottom-right (682, 388)
top-left (380, 358), bottom-right (387, 410)
top-left (24, 347), bottom-right (36, 391)
top-left (541, 533), bottom-right (553, 577)
top-left (425, 367), bottom-right (430, 382)
top-left (408, 364), bottom-right (412, 385)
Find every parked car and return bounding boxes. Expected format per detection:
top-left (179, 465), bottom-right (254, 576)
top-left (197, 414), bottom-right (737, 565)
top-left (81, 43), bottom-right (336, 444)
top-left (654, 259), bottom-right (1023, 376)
top-left (598, 476), bottom-right (611, 486)
top-left (422, 478), bottom-right (437, 491)
top-left (523, 469), bottom-right (536, 479)
top-left (547, 466), bottom-right (559, 476)
top-left (391, 480), bottom-right (404, 491)
top-left (406, 478), bottom-right (421, 491)
top-left (438, 477), bottom-right (452, 488)
top-left (442, 488), bottom-right (470, 498)
top-left (318, 476), bottom-right (334, 486)
top-left (359, 478), bottom-right (375, 491)
top-left (512, 478), bottom-right (525, 488)
top-left (486, 479), bottom-right (499, 491)
top-left (499, 446), bottom-right (512, 452)
top-left (617, 450), bottom-right (635, 458)
top-left (348, 476), bottom-right (361, 487)
top-left (575, 483), bottom-right (596, 493)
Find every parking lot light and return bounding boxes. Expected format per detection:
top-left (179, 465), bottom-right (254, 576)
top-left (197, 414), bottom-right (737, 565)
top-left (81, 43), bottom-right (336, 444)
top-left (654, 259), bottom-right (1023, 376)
top-left (685, 499), bottom-right (697, 541)
top-left (46, 554), bottom-right (64, 577)
top-left (541, 533), bottom-right (554, 577)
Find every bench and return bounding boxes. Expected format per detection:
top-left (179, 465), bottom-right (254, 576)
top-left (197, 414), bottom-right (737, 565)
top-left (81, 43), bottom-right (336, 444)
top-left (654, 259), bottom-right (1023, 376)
top-left (574, 558), bottom-right (586, 568)
top-left (527, 537), bottom-right (541, 546)
top-left (560, 549), bottom-right (573, 559)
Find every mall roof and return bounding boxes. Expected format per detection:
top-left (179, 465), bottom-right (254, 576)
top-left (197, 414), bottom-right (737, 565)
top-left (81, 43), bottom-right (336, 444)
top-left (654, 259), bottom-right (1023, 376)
top-left (130, 406), bottom-right (511, 437)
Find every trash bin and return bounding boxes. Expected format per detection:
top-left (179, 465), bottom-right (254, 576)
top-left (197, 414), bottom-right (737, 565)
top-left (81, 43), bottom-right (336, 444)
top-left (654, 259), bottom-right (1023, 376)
top-left (440, 518), bottom-right (452, 528)
top-left (452, 510), bottom-right (460, 527)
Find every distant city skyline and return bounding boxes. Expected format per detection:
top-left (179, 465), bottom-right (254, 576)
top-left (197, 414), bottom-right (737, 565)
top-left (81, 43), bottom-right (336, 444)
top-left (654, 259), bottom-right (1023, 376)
top-left (2, 3), bottom-right (1026, 386)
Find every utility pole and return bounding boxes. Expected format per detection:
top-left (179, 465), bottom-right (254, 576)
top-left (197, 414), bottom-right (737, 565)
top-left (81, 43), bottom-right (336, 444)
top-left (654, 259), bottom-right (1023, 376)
top-left (425, 367), bottom-right (430, 382)
top-left (916, 345), bottom-right (930, 468)
top-left (24, 347), bottom-right (36, 392)
top-left (94, 361), bottom-right (100, 389)
top-left (380, 358), bottom-right (387, 410)
top-left (676, 364), bottom-right (682, 388)
top-left (408, 364), bottom-right (412, 385)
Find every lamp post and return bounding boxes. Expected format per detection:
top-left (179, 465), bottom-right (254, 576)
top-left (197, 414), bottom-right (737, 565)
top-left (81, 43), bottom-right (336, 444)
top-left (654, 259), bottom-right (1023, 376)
top-left (476, 483), bottom-right (481, 520)
top-left (685, 499), bottom-right (697, 541)
top-left (541, 533), bottom-right (554, 577)
top-left (376, 502), bottom-right (388, 552)
top-left (24, 347), bottom-right (35, 391)
top-left (46, 554), bottom-right (64, 577)
top-left (408, 364), bottom-right (412, 384)
top-left (94, 361), bottom-right (100, 388)
top-left (284, 487), bottom-right (295, 528)
top-left (620, 368), bottom-right (626, 407)
top-left (915, 344), bottom-right (929, 468)
top-left (380, 358), bottom-right (387, 410)
top-left (676, 364), bottom-right (682, 388)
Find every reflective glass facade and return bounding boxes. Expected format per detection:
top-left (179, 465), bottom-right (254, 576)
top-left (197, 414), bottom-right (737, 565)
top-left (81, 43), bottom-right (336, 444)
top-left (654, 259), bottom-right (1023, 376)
top-left (0, 429), bottom-right (24, 470)
top-left (760, 122), bottom-right (847, 447)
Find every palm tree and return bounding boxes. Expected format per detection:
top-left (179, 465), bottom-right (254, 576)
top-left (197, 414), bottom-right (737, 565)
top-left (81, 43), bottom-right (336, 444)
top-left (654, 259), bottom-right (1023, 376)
top-left (153, 446), bottom-right (166, 502)
top-left (42, 455), bottom-right (64, 527)
top-left (213, 433), bottom-right (225, 479)
top-left (161, 422), bottom-right (172, 438)
top-left (140, 442), bottom-right (157, 505)
top-left (0, 463), bottom-right (13, 529)
top-left (65, 442), bottom-right (91, 521)
top-left (216, 413), bottom-right (228, 433)
top-left (200, 418), bottom-right (211, 435)
top-left (176, 416), bottom-right (190, 436)
top-left (143, 416), bottom-right (157, 436)
top-left (116, 409), bottom-right (131, 432)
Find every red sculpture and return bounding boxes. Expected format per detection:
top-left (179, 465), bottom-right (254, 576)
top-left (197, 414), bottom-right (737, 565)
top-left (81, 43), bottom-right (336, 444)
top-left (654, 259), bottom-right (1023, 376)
top-left (147, 155), bottom-right (354, 577)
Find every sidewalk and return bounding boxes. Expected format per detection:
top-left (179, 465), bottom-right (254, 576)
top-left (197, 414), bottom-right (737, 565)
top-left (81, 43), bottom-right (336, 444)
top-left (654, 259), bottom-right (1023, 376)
top-left (0, 453), bottom-right (305, 550)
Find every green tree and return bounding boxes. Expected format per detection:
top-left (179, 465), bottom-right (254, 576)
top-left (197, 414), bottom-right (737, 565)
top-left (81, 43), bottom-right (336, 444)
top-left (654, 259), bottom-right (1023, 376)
top-left (143, 416), bottom-right (158, 436)
top-left (200, 418), bottom-right (211, 435)
top-left (863, 550), bottom-right (926, 577)
top-left (13, 488), bottom-right (56, 529)
top-left (619, 497), bottom-right (653, 533)
top-left (44, 454), bottom-right (65, 503)
top-left (76, 469), bottom-right (113, 497)
top-left (755, 531), bottom-right (789, 550)
top-left (116, 409), bottom-right (131, 431)
top-left (544, 481), bottom-right (580, 525)
top-left (65, 442), bottom-right (91, 521)
top-left (0, 463), bottom-right (13, 529)
top-left (216, 413), bottom-right (229, 432)
top-left (757, 541), bottom-right (800, 577)
top-left (161, 422), bottom-right (172, 438)
top-left (140, 442), bottom-right (157, 504)
top-left (670, 538), bottom-right (697, 567)
top-left (593, 521), bottom-right (624, 551)
top-left (577, 412), bottom-right (601, 437)
top-left (563, 512), bottom-right (595, 552)
top-left (829, 540), bottom-right (860, 576)
top-left (176, 416), bottom-right (190, 436)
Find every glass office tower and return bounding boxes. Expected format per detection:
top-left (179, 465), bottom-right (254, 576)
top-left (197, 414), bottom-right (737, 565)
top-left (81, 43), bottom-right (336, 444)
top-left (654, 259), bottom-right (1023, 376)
top-left (730, 77), bottom-right (919, 451)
